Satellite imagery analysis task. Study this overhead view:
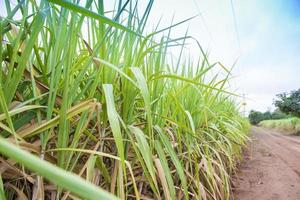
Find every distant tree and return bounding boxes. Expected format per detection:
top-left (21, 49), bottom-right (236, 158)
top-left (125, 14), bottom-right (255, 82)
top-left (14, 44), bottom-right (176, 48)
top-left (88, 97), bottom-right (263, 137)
top-left (274, 89), bottom-right (300, 117)
top-left (248, 109), bottom-right (287, 125)
top-left (271, 110), bottom-right (288, 119)
top-left (262, 111), bottom-right (272, 121)
top-left (248, 110), bottom-right (264, 125)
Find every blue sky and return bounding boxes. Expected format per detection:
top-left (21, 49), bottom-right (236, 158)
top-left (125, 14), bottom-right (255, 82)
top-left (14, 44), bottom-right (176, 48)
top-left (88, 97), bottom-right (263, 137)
top-left (1, 0), bottom-right (300, 113)
top-left (234, 0), bottom-right (300, 112)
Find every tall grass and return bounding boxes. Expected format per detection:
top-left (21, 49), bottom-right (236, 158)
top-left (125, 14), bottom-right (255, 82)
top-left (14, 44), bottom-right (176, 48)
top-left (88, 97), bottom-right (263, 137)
top-left (0, 0), bottom-right (249, 199)
top-left (259, 117), bottom-right (300, 135)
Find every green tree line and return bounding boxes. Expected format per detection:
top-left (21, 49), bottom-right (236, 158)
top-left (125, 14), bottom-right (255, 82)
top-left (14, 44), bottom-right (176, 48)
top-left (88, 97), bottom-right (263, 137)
top-left (249, 89), bottom-right (300, 125)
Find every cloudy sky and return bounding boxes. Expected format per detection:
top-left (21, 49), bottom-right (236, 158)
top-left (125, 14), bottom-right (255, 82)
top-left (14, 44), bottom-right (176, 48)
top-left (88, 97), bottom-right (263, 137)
top-left (145, 0), bottom-right (300, 113)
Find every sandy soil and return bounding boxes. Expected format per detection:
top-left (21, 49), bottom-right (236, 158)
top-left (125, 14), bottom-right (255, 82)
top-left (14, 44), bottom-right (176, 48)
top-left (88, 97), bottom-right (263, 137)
top-left (233, 127), bottom-right (300, 200)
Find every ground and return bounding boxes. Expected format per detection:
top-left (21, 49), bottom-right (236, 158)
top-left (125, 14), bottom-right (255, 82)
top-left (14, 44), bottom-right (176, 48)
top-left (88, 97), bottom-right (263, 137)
top-left (233, 127), bottom-right (300, 200)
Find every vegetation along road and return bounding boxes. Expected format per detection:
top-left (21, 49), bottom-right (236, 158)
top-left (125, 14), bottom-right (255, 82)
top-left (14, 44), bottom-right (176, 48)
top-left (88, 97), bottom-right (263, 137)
top-left (233, 127), bottom-right (300, 200)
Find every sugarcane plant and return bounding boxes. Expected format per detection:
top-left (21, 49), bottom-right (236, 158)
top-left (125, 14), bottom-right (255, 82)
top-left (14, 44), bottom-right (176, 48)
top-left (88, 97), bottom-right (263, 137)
top-left (0, 0), bottom-right (249, 199)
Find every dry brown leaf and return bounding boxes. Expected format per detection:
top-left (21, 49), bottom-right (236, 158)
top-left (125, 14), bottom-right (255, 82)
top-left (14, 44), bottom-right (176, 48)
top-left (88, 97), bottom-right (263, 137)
top-left (154, 158), bottom-right (170, 200)
top-left (6, 183), bottom-right (28, 200)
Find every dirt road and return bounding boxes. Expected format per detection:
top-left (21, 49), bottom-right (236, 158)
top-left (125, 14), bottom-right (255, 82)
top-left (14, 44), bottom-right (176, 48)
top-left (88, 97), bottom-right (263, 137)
top-left (233, 127), bottom-right (300, 200)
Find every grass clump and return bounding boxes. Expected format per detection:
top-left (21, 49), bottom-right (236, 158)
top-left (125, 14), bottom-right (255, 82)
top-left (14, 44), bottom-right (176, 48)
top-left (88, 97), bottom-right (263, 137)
top-left (259, 117), bottom-right (300, 135)
top-left (0, 0), bottom-right (249, 199)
